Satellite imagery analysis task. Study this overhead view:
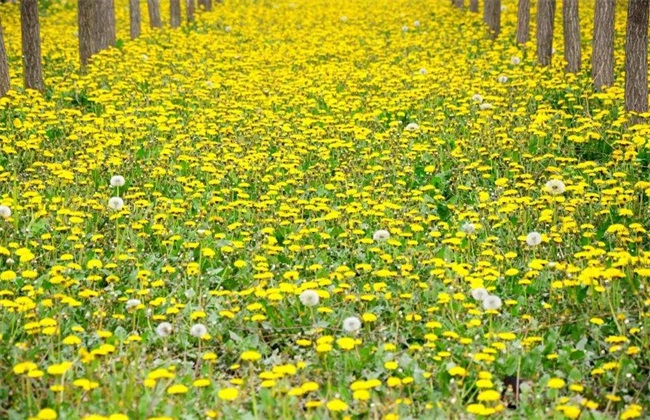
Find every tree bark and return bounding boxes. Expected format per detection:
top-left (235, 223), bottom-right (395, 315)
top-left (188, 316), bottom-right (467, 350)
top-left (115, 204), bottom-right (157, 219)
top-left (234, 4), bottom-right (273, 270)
top-left (171, 0), bottom-right (181, 28)
top-left (483, 0), bottom-right (501, 37)
top-left (537, 0), bottom-right (556, 66)
top-left (453, 0), bottom-right (464, 8)
top-left (148, 0), bottom-right (162, 28)
top-left (130, 0), bottom-right (141, 39)
top-left (592, 1), bottom-right (616, 89)
top-left (78, 0), bottom-right (96, 66)
top-left (516, 0), bottom-right (530, 43)
top-left (563, 0), bottom-right (581, 72)
top-left (0, 17), bottom-right (9, 97)
top-left (625, 0), bottom-right (649, 112)
top-left (198, 0), bottom-right (211, 11)
top-left (95, 0), bottom-right (116, 51)
top-left (187, 0), bottom-right (195, 21)
top-left (20, 0), bottom-right (43, 92)
top-left (470, 0), bottom-right (478, 13)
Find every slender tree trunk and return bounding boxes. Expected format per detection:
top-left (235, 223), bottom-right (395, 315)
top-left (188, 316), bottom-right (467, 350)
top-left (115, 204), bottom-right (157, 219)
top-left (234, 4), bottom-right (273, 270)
top-left (130, 0), bottom-right (141, 39)
top-left (198, 0), bottom-right (206, 9)
top-left (516, 0), bottom-right (530, 43)
top-left (0, 17), bottom-right (9, 97)
top-left (187, 0), bottom-right (195, 21)
top-left (20, 0), bottom-right (43, 92)
top-left (78, 0), bottom-right (96, 66)
top-left (171, 0), bottom-right (181, 27)
top-left (625, 0), bottom-right (649, 112)
top-left (470, 0), bottom-right (478, 13)
top-left (484, 0), bottom-right (501, 37)
top-left (453, 0), bottom-right (464, 8)
top-left (95, 0), bottom-right (116, 51)
top-left (537, 0), bottom-right (556, 66)
top-left (563, 0), bottom-right (581, 72)
top-left (592, 1), bottom-right (616, 89)
top-left (148, 0), bottom-right (162, 28)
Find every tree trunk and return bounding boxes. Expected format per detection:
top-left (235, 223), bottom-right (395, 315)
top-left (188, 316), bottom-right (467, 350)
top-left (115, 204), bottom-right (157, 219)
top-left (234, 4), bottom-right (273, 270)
top-left (592, 1), bottom-right (616, 89)
top-left (199, 0), bottom-right (211, 11)
top-left (20, 0), bottom-right (43, 92)
top-left (78, 0), bottom-right (97, 66)
top-left (453, 0), bottom-right (464, 8)
top-left (171, 0), bottom-right (181, 28)
top-left (148, 0), bottom-right (162, 28)
top-left (537, 0), bottom-right (556, 66)
top-left (0, 17), bottom-right (9, 97)
top-left (484, 0), bottom-right (501, 37)
top-left (130, 0), bottom-right (141, 39)
top-left (625, 0), bottom-right (649, 112)
top-left (470, 0), bottom-right (478, 13)
top-left (95, 0), bottom-right (116, 51)
top-left (187, 0), bottom-right (195, 21)
top-left (563, 0), bottom-right (581, 72)
top-left (516, 0), bottom-right (530, 43)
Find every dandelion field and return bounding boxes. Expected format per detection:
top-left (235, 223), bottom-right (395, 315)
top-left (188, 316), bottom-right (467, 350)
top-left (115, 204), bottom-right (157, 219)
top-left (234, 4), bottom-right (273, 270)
top-left (1, 0), bottom-right (650, 419)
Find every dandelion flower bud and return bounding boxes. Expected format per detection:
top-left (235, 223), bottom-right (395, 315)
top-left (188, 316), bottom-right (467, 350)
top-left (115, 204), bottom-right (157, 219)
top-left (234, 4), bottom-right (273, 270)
top-left (343, 316), bottom-right (362, 333)
top-left (373, 229), bottom-right (390, 242)
top-left (483, 295), bottom-right (502, 310)
top-left (526, 231), bottom-right (542, 247)
top-left (108, 197), bottom-right (124, 211)
top-left (110, 175), bottom-right (125, 187)
top-left (404, 122), bottom-right (420, 131)
top-left (190, 323), bottom-right (208, 338)
top-left (545, 179), bottom-right (566, 195)
top-left (461, 222), bottom-right (476, 235)
top-left (299, 290), bottom-right (320, 307)
top-left (126, 298), bottom-right (141, 310)
top-left (471, 288), bottom-right (489, 301)
top-left (156, 322), bottom-right (173, 337)
top-left (0, 205), bottom-right (11, 218)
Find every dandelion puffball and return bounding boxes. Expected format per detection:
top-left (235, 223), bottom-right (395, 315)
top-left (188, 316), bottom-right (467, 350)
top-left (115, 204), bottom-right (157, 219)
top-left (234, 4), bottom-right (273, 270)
top-left (479, 103), bottom-right (493, 110)
top-left (461, 222), bottom-right (476, 235)
top-left (545, 179), bottom-right (566, 195)
top-left (108, 197), bottom-right (124, 211)
top-left (0, 205), bottom-right (11, 218)
top-left (343, 316), bottom-right (362, 333)
top-left (299, 290), bottom-right (320, 306)
top-left (497, 75), bottom-right (508, 83)
top-left (110, 175), bottom-right (125, 187)
top-left (483, 295), bottom-right (502, 310)
top-left (471, 288), bottom-right (489, 301)
top-left (190, 323), bottom-right (208, 338)
top-left (156, 322), bottom-right (173, 337)
top-left (510, 56), bottom-right (521, 65)
top-left (526, 231), bottom-right (542, 247)
top-left (125, 298), bottom-right (141, 310)
top-left (373, 229), bottom-right (391, 242)
top-left (471, 94), bottom-right (484, 103)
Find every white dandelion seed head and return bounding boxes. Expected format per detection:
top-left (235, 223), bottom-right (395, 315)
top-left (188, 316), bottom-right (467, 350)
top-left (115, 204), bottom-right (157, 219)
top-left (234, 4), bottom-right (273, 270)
top-left (471, 288), bottom-right (489, 301)
top-left (299, 290), bottom-right (320, 306)
top-left (108, 197), bottom-right (124, 211)
top-left (225, 25), bottom-right (232, 32)
top-left (141, 54), bottom-right (149, 61)
top-left (402, 25), bottom-right (409, 32)
top-left (510, 56), bottom-right (521, 65)
top-left (497, 75), bottom-right (508, 83)
top-left (414, 20), bottom-right (420, 27)
top-left (6, 258), bottom-right (14, 265)
top-left (185, 288), bottom-right (196, 299)
top-left (461, 222), bottom-right (476, 235)
top-left (0, 205), bottom-right (11, 218)
top-left (125, 298), bottom-right (141, 310)
top-left (110, 175), bottom-right (125, 187)
top-left (404, 122), bottom-right (420, 131)
top-left (373, 229), bottom-right (391, 242)
top-left (419, 68), bottom-right (427, 75)
top-left (340, 15), bottom-right (348, 22)
top-left (343, 316), bottom-right (362, 333)
top-left (471, 94), bottom-right (484, 103)
top-left (156, 322), bottom-right (173, 337)
top-left (190, 323), bottom-right (208, 338)
top-left (526, 231), bottom-right (542, 247)
top-left (479, 102), bottom-right (493, 110)
top-left (483, 295), bottom-right (502, 310)
top-left (545, 179), bottom-right (566, 195)
top-left (501, 5), bottom-right (507, 12)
